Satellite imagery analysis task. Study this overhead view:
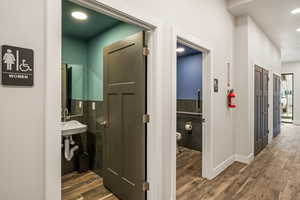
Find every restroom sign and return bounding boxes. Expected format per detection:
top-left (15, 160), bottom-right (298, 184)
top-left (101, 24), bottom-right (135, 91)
top-left (1, 45), bottom-right (34, 86)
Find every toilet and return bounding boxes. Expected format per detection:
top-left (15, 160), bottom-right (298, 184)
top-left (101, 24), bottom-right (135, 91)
top-left (176, 132), bottom-right (182, 141)
top-left (176, 132), bottom-right (182, 153)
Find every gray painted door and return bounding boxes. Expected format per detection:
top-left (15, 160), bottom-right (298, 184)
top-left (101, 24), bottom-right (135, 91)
top-left (254, 66), bottom-right (263, 155)
top-left (273, 74), bottom-right (281, 137)
top-left (103, 32), bottom-right (146, 200)
top-left (254, 65), bottom-right (269, 155)
top-left (262, 69), bottom-right (269, 148)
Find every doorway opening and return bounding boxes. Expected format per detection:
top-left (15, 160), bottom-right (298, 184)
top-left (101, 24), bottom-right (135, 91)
top-left (281, 73), bottom-right (294, 124)
top-left (176, 40), bottom-right (205, 198)
top-left (61, 1), bottom-right (149, 199)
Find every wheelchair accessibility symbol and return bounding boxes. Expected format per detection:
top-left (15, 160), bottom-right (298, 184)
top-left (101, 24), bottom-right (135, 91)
top-left (18, 59), bottom-right (32, 72)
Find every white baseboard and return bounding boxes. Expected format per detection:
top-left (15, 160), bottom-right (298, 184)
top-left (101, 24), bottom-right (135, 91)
top-left (209, 153), bottom-right (254, 180)
top-left (211, 155), bottom-right (235, 179)
top-left (293, 121), bottom-right (300, 126)
top-left (235, 153), bottom-right (254, 164)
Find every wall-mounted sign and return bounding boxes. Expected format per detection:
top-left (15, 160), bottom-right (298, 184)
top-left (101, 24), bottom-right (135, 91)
top-left (1, 45), bottom-right (34, 86)
top-left (214, 78), bottom-right (219, 92)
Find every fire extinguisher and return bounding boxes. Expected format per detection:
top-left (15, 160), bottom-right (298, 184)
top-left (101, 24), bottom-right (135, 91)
top-left (228, 89), bottom-right (236, 108)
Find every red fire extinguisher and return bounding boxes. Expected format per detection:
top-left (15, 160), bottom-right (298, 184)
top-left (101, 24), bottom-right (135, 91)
top-left (228, 89), bottom-right (236, 108)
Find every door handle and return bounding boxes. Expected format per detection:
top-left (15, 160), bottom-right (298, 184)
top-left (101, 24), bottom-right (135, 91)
top-left (99, 121), bottom-right (108, 127)
top-left (196, 89), bottom-right (201, 110)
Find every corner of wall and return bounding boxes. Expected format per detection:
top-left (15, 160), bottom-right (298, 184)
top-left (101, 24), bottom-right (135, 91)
top-left (211, 155), bottom-right (235, 179)
top-left (235, 153), bottom-right (254, 164)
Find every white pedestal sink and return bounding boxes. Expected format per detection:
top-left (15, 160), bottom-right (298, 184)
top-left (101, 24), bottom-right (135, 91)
top-left (61, 120), bottom-right (87, 136)
top-left (61, 120), bottom-right (87, 161)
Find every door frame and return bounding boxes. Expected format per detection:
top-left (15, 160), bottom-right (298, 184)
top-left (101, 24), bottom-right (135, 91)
top-left (170, 28), bottom-right (214, 199)
top-left (281, 73), bottom-right (294, 123)
top-left (45, 0), bottom-right (164, 200)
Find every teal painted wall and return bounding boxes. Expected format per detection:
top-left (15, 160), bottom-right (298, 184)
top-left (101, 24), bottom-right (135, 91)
top-left (62, 36), bottom-right (88, 100)
top-left (62, 23), bottom-right (143, 101)
top-left (87, 23), bottom-right (143, 101)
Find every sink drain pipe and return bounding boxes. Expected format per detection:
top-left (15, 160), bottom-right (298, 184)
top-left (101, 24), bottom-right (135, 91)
top-left (64, 136), bottom-right (79, 161)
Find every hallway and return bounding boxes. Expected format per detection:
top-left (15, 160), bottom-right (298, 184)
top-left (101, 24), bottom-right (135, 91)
top-left (177, 124), bottom-right (300, 200)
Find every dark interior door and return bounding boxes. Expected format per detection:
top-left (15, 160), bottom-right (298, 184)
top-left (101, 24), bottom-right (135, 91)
top-left (254, 66), bottom-right (263, 155)
top-left (262, 69), bottom-right (269, 148)
top-left (254, 65), bottom-right (269, 156)
top-left (273, 74), bottom-right (281, 137)
top-left (103, 32), bottom-right (146, 200)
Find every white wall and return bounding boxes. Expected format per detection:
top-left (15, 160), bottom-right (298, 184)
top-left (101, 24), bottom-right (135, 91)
top-left (96, 0), bottom-right (236, 198)
top-left (282, 62), bottom-right (300, 125)
top-left (0, 0), bottom-right (236, 200)
top-left (0, 0), bottom-right (45, 199)
top-left (234, 16), bottom-right (282, 160)
top-left (234, 16), bottom-right (250, 157)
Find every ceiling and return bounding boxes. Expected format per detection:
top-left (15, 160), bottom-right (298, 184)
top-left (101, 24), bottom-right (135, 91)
top-left (228, 0), bottom-right (300, 63)
top-left (177, 42), bottom-right (201, 57)
top-left (62, 0), bottom-right (121, 40)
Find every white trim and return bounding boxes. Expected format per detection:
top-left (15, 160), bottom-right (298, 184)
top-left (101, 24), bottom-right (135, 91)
top-left (170, 28), bottom-right (215, 199)
top-left (45, 0), bottom-right (61, 200)
top-left (212, 153), bottom-right (255, 179)
top-left (235, 153), bottom-right (254, 164)
top-left (212, 155), bottom-right (235, 178)
top-left (273, 72), bottom-right (281, 77)
top-left (45, 1), bottom-right (164, 200)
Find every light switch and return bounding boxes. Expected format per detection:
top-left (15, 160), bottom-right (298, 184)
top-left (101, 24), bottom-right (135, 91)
top-left (92, 102), bottom-right (96, 110)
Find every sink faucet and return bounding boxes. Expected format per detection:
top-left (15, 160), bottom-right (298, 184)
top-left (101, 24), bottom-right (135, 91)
top-left (63, 108), bottom-right (70, 122)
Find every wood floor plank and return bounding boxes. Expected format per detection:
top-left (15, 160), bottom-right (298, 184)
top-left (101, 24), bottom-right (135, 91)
top-left (177, 124), bottom-right (300, 200)
top-left (62, 171), bottom-right (119, 200)
top-left (62, 124), bottom-right (300, 200)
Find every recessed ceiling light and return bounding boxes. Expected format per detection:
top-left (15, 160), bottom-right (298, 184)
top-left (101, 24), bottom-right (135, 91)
top-left (71, 11), bottom-right (88, 20)
top-left (176, 47), bottom-right (185, 53)
top-left (297, 28), bottom-right (300, 32)
top-left (291, 8), bottom-right (300, 14)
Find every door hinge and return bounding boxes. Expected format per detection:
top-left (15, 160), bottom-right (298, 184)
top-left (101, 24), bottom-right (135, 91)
top-left (143, 114), bottom-right (150, 123)
top-left (143, 47), bottom-right (150, 56)
top-left (142, 181), bottom-right (150, 191)
top-left (202, 118), bottom-right (206, 123)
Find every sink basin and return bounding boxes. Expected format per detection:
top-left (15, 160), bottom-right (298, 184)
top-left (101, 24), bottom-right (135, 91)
top-left (61, 120), bottom-right (87, 136)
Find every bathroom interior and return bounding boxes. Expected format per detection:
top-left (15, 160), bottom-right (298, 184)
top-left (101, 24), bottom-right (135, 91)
top-left (60, 0), bottom-right (145, 199)
top-left (176, 42), bottom-right (203, 194)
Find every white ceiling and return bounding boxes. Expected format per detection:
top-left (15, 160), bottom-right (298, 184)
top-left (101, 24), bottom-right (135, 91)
top-left (227, 0), bottom-right (300, 63)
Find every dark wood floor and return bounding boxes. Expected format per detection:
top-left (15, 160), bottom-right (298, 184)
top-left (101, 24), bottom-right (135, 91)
top-left (177, 124), bottom-right (300, 200)
top-left (63, 125), bottom-right (300, 200)
top-left (62, 171), bottom-right (119, 200)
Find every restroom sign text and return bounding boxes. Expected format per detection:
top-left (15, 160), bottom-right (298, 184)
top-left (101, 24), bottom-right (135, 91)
top-left (1, 45), bottom-right (34, 86)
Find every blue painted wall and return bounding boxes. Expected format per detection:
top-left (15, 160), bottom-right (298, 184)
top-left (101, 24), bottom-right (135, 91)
top-left (177, 53), bottom-right (202, 100)
top-left (62, 36), bottom-right (88, 100)
top-left (87, 23), bottom-right (143, 101)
